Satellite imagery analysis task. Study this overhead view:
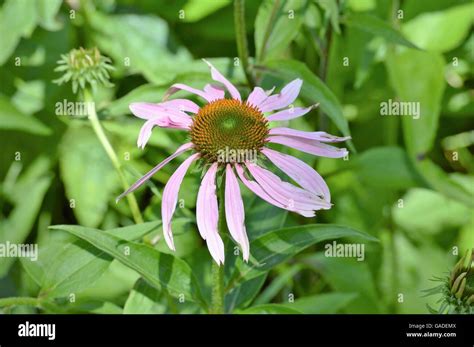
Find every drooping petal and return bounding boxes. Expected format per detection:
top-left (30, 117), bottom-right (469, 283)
top-left (225, 164), bottom-right (249, 262)
top-left (266, 104), bottom-right (318, 122)
top-left (235, 164), bottom-right (315, 218)
top-left (116, 143), bottom-right (194, 202)
top-left (269, 127), bottom-right (351, 142)
top-left (130, 103), bottom-right (193, 129)
top-left (163, 83), bottom-right (216, 103)
top-left (204, 84), bottom-right (225, 101)
top-left (159, 99), bottom-right (200, 114)
top-left (258, 79), bottom-right (303, 113)
top-left (196, 163), bottom-right (225, 265)
top-left (203, 59), bottom-right (241, 101)
top-left (137, 119), bottom-right (155, 149)
top-left (268, 136), bottom-right (348, 158)
top-left (130, 102), bottom-right (192, 120)
top-left (246, 162), bottom-right (331, 212)
top-left (262, 148), bottom-right (330, 202)
top-left (161, 153), bottom-right (199, 251)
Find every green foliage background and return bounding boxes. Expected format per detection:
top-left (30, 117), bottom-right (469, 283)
top-left (0, 0), bottom-right (473, 314)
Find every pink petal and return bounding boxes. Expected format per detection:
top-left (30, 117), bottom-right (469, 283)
top-left (259, 79), bottom-right (303, 113)
top-left (203, 59), bottom-right (241, 101)
top-left (269, 127), bottom-right (351, 142)
top-left (137, 119), bottom-right (155, 149)
top-left (130, 103), bottom-right (193, 128)
top-left (235, 164), bottom-right (315, 218)
top-left (268, 136), bottom-right (348, 158)
top-left (266, 104), bottom-right (318, 122)
top-left (225, 164), bottom-right (249, 262)
top-left (246, 87), bottom-right (268, 107)
top-left (116, 143), bottom-right (194, 202)
top-left (204, 84), bottom-right (225, 101)
top-left (246, 162), bottom-right (331, 212)
top-left (159, 99), bottom-right (200, 114)
top-left (196, 163), bottom-right (225, 265)
top-left (162, 153), bottom-right (199, 250)
top-left (262, 148), bottom-right (330, 202)
top-left (163, 83), bottom-right (215, 103)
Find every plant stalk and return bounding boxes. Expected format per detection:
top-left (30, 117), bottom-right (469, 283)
top-left (210, 178), bottom-right (226, 314)
top-left (84, 89), bottom-right (144, 224)
top-left (234, 0), bottom-right (256, 88)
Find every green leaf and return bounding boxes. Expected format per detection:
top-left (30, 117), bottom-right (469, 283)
top-left (304, 254), bottom-right (383, 313)
top-left (386, 49), bottom-right (445, 157)
top-left (239, 303), bottom-right (302, 314)
top-left (245, 195), bottom-right (288, 240)
top-left (225, 274), bottom-right (267, 311)
top-left (393, 188), bottom-right (471, 235)
top-left (12, 80), bottom-right (45, 115)
top-left (40, 240), bottom-right (113, 298)
top-left (317, 0), bottom-right (340, 34)
top-left (253, 264), bottom-right (303, 305)
top-left (231, 224), bottom-right (378, 283)
top-left (344, 13), bottom-right (419, 49)
top-left (59, 126), bottom-right (120, 228)
top-left (414, 159), bottom-right (474, 208)
top-left (283, 292), bottom-right (358, 313)
top-left (87, 11), bottom-right (192, 85)
top-left (49, 224), bottom-right (205, 305)
top-left (0, 0), bottom-right (36, 65)
top-left (0, 95), bottom-right (51, 135)
top-left (107, 221), bottom-right (162, 241)
top-left (261, 59), bottom-right (353, 150)
top-left (351, 147), bottom-right (422, 190)
top-left (255, 0), bottom-right (306, 62)
top-left (123, 278), bottom-right (165, 314)
top-left (0, 157), bottom-right (53, 277)
top-left (402, 3), bottom-right (474, 53)
top-left (36, 0), bottom-right (62, 31)
top-left (182, 0), bottom-right (231, 22)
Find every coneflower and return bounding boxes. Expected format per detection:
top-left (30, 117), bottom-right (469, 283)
top-left (117, 60), bottom-right (350, 265)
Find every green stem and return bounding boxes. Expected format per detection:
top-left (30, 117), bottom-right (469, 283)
top-left (84, 89), bottom-right (144, 224)
top-left (0, 297), bottom-right (40, 308)
top-left (234, 0), bottom-right (255, 88)
top-left (210, 179), bottom-right (226, 314)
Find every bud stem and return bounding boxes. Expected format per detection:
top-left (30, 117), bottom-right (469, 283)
top-left (84, 88), bottom-right (144, 224)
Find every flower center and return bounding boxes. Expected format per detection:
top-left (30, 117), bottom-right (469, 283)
top-left (190, 99), bottom-right (269, 163)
